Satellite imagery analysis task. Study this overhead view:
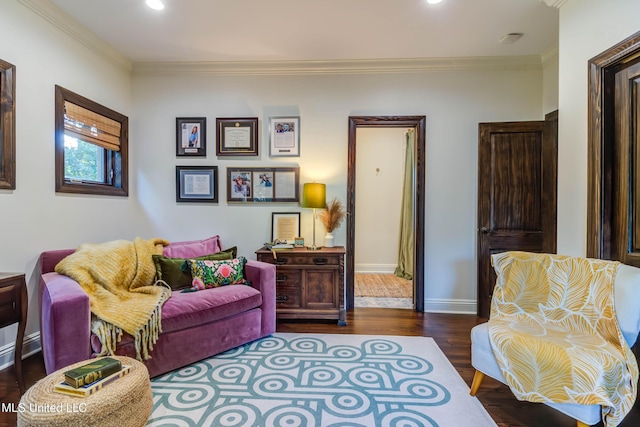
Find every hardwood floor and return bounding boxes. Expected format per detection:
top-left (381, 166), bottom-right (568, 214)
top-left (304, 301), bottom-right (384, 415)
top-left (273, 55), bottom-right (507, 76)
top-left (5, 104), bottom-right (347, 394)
top-left (0, 309), bottom-right (637, 426)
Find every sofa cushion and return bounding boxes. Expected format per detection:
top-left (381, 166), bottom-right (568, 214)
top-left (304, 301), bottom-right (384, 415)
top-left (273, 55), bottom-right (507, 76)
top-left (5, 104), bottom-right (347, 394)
top-left (163, 235), bottom-right (222, 258)
top-left (152, 247), bottom-right (237, 291)
top-left (90, 284), bottom-right (262, 354)
top-left (184, 257), bottom-right (248, 290)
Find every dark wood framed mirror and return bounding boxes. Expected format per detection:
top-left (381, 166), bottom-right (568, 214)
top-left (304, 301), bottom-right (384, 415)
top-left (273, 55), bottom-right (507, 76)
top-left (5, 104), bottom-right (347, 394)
top-left (0, 59), bottom-right (16, 190)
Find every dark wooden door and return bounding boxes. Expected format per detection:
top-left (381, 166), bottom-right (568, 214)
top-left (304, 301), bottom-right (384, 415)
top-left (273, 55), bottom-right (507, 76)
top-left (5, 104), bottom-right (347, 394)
top-left (612, 60), bottom-right (640, 266)
top-left (477, 117), bottom-right (558, 318)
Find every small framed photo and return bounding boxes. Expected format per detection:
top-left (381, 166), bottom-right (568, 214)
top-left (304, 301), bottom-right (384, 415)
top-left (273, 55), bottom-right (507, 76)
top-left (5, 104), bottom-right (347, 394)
top-left (176, 117), bottom-right (206, 157)
top-left (176, 166), bottom-right (218, 203)
top-left (269, 116), bottom-right (300, 157)
top-left (272, 212), bottom-right (301, 244)
top-left (216, 117), bottom-right (259, 156)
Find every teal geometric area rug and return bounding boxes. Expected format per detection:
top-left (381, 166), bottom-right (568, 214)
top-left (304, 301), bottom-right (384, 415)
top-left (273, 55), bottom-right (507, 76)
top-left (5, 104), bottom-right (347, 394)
top-left (148, 333), bottom-right (497, 426)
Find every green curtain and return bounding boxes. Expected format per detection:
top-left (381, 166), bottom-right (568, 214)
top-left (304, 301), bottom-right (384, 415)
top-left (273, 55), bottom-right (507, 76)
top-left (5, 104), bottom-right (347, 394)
top-left (395, 129), bottom-right (414, 280)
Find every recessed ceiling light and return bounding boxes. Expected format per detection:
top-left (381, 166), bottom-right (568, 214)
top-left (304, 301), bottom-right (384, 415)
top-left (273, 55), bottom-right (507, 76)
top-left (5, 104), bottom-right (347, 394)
top-left (146, 0), bottom-right (164, 10)
top-left (427, 0), bottom-right (443, 4)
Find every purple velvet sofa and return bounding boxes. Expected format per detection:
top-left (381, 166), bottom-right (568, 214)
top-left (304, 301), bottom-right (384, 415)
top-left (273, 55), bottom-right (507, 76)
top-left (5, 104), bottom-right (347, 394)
top-left (38, 236), bottom-right (276, 377)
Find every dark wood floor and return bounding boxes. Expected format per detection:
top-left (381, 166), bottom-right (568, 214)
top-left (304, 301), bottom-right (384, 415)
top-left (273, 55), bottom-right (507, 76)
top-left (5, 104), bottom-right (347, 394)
top-left (0, 309), bottom-right (638, 426)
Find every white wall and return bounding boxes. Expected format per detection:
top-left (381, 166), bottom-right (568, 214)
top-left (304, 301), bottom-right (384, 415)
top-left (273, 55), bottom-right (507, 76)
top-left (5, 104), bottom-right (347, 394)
top-left (542, 46), bottom-right (559, 115)
top-left (0, 1), bottom-right (136, 363)
top-left (133, 65), bottom-right (543, 314)
top-left (355, 127), bottom-right (405, 273)
top-left (556, 0), bottom-right (640, 256)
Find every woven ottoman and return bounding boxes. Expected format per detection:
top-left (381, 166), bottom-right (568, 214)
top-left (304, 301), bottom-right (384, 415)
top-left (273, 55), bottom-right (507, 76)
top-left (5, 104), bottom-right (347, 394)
top-left (18, 356), bottom-right (152, 427)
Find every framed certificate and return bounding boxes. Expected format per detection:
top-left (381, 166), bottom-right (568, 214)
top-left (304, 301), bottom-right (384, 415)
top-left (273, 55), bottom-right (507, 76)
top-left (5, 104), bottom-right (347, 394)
top-left (269, 116), bottom-right (300, 157)
top-left (271, 212), bottom-right (301, 244)
top-left (176, 166), bottom-right (218, 203)
top-left (216, 117), bottom-right (258, 156)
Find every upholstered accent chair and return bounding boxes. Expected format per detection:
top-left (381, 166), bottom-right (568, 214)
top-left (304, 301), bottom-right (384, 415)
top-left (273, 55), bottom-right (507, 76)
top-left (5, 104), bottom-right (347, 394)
top-left (470, 252), bottom-right (640, 427)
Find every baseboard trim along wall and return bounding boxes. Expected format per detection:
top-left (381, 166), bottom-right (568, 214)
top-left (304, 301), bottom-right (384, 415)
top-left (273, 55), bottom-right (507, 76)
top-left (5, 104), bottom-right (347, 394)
top-left (0, 332), bottom-right (41, 372)
top-left (355, 264), bottom-right (397, 274)
top-left (423, 298), bottom-right (477, 314)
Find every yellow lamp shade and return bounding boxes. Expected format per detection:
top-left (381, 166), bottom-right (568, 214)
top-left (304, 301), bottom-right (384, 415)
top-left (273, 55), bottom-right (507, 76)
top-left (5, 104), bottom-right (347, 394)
top-left (301, 183), bottom-right (326, 209)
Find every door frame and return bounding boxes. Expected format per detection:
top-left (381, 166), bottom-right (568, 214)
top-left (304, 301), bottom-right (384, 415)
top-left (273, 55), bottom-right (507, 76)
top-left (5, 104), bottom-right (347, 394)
top-left (588, 31), bottom-right (640, 259)
top-left (346, 116), bottom-right (426, 312)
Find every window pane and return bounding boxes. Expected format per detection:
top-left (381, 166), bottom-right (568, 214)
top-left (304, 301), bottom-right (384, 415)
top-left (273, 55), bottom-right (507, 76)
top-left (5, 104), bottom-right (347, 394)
top-left (64, 135), bottom-right (106, 183)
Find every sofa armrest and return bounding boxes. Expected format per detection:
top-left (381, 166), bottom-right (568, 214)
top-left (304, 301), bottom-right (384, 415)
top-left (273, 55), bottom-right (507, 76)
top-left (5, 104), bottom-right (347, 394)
top-left (245, 260), bottom-right (276, 336)
top-left (39, 272), bottom-right (91, 374)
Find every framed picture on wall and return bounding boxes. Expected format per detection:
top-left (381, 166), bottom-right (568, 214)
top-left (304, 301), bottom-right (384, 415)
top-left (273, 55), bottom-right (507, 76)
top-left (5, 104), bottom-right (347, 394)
top-left (176, 117), bottom-right (207, 157)
top-left (227, 167), bottom-right (299, 203)
top-left (269, 116), bottom-right (300, 157)
top-left (215, 117), bottom-right (258, 156)
top-left (176, 166), bottom-right (218, 202)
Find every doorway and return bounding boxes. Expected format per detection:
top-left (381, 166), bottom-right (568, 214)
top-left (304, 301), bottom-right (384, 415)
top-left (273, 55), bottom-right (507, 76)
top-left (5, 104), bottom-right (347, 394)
top-left (353, 127), bottom-right (414, 309)
top-left (587, 31), bottom-right (640, 262)
top-left (346, 116), bottom-right (425, 312)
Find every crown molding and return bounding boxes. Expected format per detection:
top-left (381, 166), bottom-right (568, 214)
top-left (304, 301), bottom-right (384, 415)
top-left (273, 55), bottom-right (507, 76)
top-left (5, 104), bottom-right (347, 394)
top-left (17, 0), bottom-right (132, 72)
top-left (132, 56), bottom-right (542, 77)
top-left (540, 0), bottom-right (568, 8)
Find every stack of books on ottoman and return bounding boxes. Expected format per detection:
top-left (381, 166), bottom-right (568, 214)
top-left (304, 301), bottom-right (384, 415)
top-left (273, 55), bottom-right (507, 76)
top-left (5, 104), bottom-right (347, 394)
top-left (54, 357), bottom-right (131, 397)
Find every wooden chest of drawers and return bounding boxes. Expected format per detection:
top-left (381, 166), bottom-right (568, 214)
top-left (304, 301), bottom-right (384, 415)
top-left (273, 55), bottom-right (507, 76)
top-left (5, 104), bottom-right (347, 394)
top-left (256, 246), bottom-right (346, 325)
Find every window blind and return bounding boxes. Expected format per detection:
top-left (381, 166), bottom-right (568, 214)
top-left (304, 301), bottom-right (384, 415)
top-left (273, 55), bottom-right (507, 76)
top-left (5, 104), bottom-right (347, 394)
top-left (64, 101), bottom-right (121, 152)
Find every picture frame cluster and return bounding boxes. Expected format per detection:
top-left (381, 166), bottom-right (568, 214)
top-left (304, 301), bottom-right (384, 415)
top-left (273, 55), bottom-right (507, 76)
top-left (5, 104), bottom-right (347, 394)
top-left (174, 116), bottom-right (301, 203)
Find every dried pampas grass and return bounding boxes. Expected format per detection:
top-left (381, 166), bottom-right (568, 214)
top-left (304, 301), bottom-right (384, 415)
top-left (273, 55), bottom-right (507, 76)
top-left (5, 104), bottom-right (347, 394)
top-left (320, 197), bottom-right (346, 233)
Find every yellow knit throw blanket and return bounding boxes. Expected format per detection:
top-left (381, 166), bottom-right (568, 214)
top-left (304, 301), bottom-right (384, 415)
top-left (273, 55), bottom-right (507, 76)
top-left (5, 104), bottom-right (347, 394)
top-left (489, 252), bottom-right (638, 427)
top-left (55, 237), bottom-right (171, 361)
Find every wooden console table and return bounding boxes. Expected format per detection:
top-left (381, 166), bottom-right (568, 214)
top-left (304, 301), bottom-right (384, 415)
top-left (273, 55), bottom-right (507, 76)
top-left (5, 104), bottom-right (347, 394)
top-left (256, 246), bottom-right (346, 325)
top-left (0, 273), bottom-right (27, 393)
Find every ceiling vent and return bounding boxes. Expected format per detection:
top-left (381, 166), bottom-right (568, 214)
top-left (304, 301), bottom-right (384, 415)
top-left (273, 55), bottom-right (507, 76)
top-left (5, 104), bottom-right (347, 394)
top-left (498, 33), bottom-right (524, 45)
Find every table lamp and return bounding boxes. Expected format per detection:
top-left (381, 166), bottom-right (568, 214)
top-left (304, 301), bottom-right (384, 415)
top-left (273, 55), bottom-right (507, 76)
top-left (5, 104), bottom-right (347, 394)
top-left (301, 183), bottom-right (326, 250)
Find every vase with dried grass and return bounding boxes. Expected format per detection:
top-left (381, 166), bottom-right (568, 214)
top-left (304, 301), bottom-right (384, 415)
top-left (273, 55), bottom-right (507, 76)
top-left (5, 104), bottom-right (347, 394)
top-left (320, 197), bottom-right (346, 248)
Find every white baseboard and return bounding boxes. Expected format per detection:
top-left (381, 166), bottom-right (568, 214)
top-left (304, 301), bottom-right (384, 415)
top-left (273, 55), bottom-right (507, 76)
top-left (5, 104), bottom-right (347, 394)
top-left (355, 264), bottom-right (397, 274)
top-left (423, 298), bottom-right (477, 314)
top-left (0, 332), bottom-right (41, 372)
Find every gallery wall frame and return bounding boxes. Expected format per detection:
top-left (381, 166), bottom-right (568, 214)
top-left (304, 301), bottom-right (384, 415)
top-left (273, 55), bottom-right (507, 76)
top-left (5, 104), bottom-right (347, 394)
top-left (176, 165), bottom-right (218, 203)
top-left (216, 117), bottom-right (258, 156)
top-left (176, 117), bottom-right (206, 157)
top-left (269, 116), bottom-right (300, 157)
top-left (227, 166), bottom-right (300, 203)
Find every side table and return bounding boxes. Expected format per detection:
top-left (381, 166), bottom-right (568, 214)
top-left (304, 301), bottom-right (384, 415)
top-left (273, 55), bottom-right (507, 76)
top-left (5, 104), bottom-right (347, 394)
top-left (0, 273), bottom-right (27, 393)
top-left (256, 246), bottom-right (346, 325)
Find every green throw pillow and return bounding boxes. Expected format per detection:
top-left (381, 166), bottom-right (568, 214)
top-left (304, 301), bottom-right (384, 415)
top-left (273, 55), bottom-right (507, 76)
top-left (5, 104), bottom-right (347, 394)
top-left (183, 257), bottom-right (248, 291)
top-left (153, 247), bottom-right (237, 290)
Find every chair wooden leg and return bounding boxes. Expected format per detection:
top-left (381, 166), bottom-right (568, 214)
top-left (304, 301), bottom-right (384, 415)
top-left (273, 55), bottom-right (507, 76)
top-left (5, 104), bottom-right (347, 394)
top-left (469, 370), bottom-right (484, 396)
top-left (576, 422), bottom-right (590, 427)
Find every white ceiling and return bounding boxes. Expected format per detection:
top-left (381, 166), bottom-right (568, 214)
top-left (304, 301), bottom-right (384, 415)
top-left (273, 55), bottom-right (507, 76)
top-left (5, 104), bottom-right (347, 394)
top-left (47, 0), bottom-right (559, 63)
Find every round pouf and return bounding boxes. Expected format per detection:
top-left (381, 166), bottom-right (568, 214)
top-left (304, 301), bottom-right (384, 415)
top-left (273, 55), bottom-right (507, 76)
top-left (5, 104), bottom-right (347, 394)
top-left (18, 356), bottom-right (152, 427)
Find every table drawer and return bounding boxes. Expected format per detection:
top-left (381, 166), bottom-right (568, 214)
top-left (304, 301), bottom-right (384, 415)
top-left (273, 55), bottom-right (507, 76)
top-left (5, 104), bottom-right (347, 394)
top-left (275, 284), bottom-right (301, 308)
top-left (259, 253), bottom-right (339, 266)
top-left (275, 270), bottom-right (301, 286)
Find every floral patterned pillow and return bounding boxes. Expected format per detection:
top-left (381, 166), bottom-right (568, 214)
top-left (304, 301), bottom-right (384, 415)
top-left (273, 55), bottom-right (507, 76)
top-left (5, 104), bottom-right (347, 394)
top-left (183, 257), bottom-right (248, 291)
